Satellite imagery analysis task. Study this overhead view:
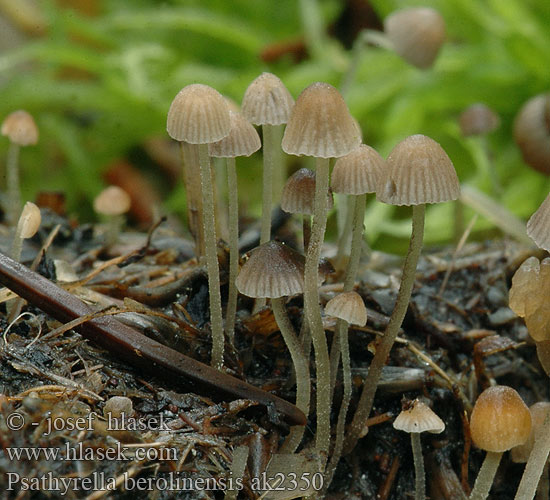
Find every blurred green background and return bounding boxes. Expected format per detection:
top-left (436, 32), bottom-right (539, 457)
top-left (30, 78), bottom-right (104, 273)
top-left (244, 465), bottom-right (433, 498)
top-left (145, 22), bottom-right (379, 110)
top-left (0, 0), bottom-right (549, 252)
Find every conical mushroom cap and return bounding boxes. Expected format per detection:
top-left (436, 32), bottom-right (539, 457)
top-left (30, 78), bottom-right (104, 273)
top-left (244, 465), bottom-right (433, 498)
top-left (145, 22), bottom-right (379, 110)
top-left (459, 103), bottom-right (500, 137)
top-left (1, 110), bottom-right (39, 146)
top-left (236, 241), bottom-right (304, 299)
top-left (393, 399), bottom-right (445, 434)
top-left (325, 291), bottom-right (367, 326)
top-left (470, 385), bottom-right (531, 453)
top-left (167, 84), bottom-right (231, 144)
top-left (209, 112), bottom-right (261, 158)
top-left (282, 82), bottom-right (361, 158)
top-left (241, 72), bottom-right (294, 126)
top-left (281, 168), bottom-right (334, 215)
top-left (527, 191), bottom-right (550, 251)
top-left (331, 144), bottom-right (386, 195)
top-left (377, 134), bottom-right (459, 206)
top-left (513, 94), bottom-right (550, 175)
top-left (384, 7), bottom-right (446, 69)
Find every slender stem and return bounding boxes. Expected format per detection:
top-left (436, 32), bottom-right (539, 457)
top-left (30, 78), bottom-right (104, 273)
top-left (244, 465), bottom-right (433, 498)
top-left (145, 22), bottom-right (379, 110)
top-left (325, 193), bottom-right (366, 487)
top-left (346, 203), bottom-right (425, 452)
top-left (302, 215), bottom-right (311, 252)
top-left (10, 215), bottom-right (25, 263)
top-left (304, 156), bottom-right (331, 457)
top-left (105, 214), bottom-right (123, 247)
top-left (335, 195), bottom-right (354, 272)
top-left (6, 142), bottom-right (21, 226)
top-left (260, 124), bottom-right (274, 245)
top-left (271, 124), bottom-right (285, 205)
top-left (198, 144), bottom-right (224, 369)
top-left (225, 157), bottom-right (239, 342)
top-left (272, 297), bottom-right (311, 454)
top-left (180, 142), bottom-right (205, 258)
top-left (411, 433), bottom-right (426, 500)
top-left (470, 451), bottom-right (503, 500)
top-left (515, 412), bottom-right (550, 500)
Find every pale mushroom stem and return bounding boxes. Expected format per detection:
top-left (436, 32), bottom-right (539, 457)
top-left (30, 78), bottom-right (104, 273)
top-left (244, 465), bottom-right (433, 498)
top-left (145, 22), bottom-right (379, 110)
top-left (346, 203), bottom-right (425, 451)
top-left (105, 214), bottom-right (124, 248)
top-left (304, 156), bottom-right (331, 456)
top-left (260, 124), bottom-right (275, 245)
top-left (335, 195), bottom-right (354, 270)
top-left (411, 432), bottom-right (426, 500)
top-left (271, 124), bottom-right (285, 205)
top-left (515, 412), bottom-right (550, 500)
top-left (272, 297), bottom-right (311, 454)
top-left (326, 193), bottom-right (366, 485)
top-left (10, 213), bottom-right (26, 264)
top-left (225, 157), bottom-right (239, 342)
top-left (470, 451), bottom-right (503, 500)
top-left (198, 144), bottom-right (225, 369)
top-left (6, 142), bottom-right (21, 227)
top-left (302, 215), bottom-right (311, 252)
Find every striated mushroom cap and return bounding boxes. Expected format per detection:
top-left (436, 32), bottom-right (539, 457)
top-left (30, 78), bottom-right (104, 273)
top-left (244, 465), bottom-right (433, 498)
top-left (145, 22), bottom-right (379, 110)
top-left (527, 191), bottom-right (550, 251)
top-left (236, 241), bottom-right (305, 299)
top-left (282, 82), bottom-right (361, 158)
top-left (513, 94), bottom-right (550, 175)
top-left (17, 202), bottom-right (41, 239)
top-left (167, 84), bottom-right (231, 144)
top-left (241, 72), bottom-right (294, 126)
top-left (281, 168), bottom-right (334, 215)
top-left (94, 186), bottom-right (131, 217)
top-left (209, 112), bottom-right (261, 158)
top-left (470, 385), bottom-right (532, 453)
top-left (377, 134), bottom-right (459, 206)
top-left (1, 110), bottom-right (39, 146)
top-left (325, 291), bottom-right (367, 326)
top-left (331, 144), bottom-right (386, 195)
top-left (393, 399), bottom-right (445, 434)
top-left (384, 7), bottom-right (446, 69)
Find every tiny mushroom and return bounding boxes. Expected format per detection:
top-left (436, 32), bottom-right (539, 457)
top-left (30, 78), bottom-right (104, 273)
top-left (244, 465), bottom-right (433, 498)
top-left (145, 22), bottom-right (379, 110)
top-left (236, 241), bottom-right (310, 453)
top-left (469, 385), bottom-right (531, 500)
top-left (1, 110), bottom-right (39, 226)
top-left (93, 186), bottom-right (131, 247)
top-left (393, 399), bottom-right (445, 500)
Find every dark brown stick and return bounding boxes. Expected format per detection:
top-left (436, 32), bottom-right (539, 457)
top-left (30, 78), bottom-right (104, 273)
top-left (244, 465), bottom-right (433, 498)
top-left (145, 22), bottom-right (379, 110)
top-left (0, 252), bottom-right (305, 426)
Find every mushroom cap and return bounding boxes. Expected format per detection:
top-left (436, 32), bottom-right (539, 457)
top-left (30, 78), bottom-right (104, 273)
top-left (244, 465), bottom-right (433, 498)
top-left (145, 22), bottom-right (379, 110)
top-left (470, 385), bottom-right (532, 453)
top-left (93, 186), bottom-right (131, 216)
top-left (324, 291), bottom-right (367, 326)
top-left (459, 103), bottom-right (500, 137)
top-left (281, 168), bottom-right (334, 215)
top-left (377, 134), bottom-right (460, 206)
top-left (393, 399), bottom-right (445, 434)
top-left (167, 84), bottom-right (231, 144)
top-left (513, 93), bottom-right (550, 175)
top-left (527, 191), bottom-right (550, 252)
top-left (236, 241), bottom-right (305, 299)
top-left (511, 402), bottom-right (550, 463)
top-left (17, 202), bottom-right (41, 239)
top-left (282, 82), bottom-right (361, 158)
top-left (209, 111), bottom-right (261, 158)
top-left (384, 7), bottom-right (446, 69)
top-left (331, 144), bottom-right (386, 195)
top-left (241, 72), bottom-right (294, 126)
top-left (1, 110), bottom-right (39, 146)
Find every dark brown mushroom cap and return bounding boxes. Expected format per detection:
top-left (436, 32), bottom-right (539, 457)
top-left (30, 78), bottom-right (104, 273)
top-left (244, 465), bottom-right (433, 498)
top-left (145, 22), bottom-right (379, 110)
top-left (331, 144), bottom-right (386, 195)
top-left (459, 103), bottom-right (500, 137)
top-left (513, 93), bottom-right (550, 175)
top-left (384, 7), bottom-right (446, 69)
top-left (282, 82), bottom-right (361, 158)
top-left (241, 72), bottom-right (294, 126)
top-left (324, 291), bottom-right (367, 326)
top-left (377, 134), bottom-right (460, 206)
top-left (209, 112), bottom-right (261, 158)
top-left (281, 168), bottom-right (334, 215)
top-left (393, 399), bottom-right (445, 434)
top-left (236, 241), bottom-right (305, 298)
top-left (1, 110), bottom-right (39, 146)
top-left (470, 385), bottom-right (532, 453)
top-left (166, 84), bottom-right (231, 144)
top-left (527, 190), bottom-right (550, 251)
